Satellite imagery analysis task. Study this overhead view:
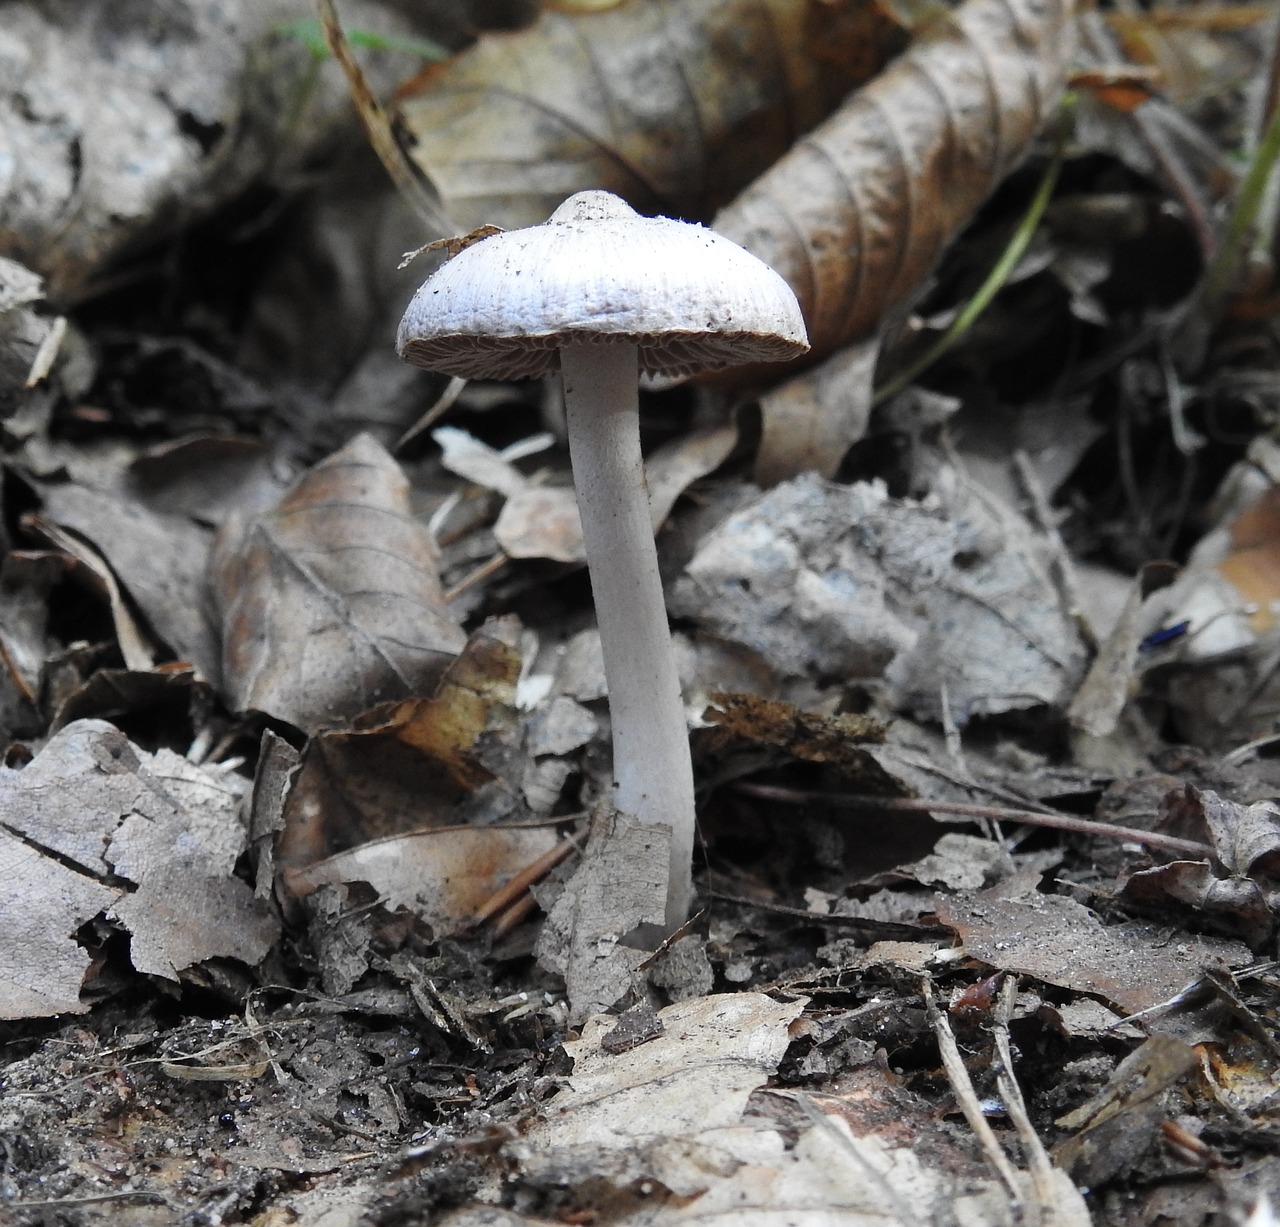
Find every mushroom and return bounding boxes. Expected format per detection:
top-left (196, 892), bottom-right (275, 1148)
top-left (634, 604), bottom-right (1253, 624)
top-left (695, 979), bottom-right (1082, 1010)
top-left (397, 190), bottom-right (808, 929)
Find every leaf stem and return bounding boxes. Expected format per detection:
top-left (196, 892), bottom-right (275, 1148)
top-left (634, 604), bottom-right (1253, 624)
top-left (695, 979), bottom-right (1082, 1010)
top-left (1203, 93), bottom-right (1280, 313)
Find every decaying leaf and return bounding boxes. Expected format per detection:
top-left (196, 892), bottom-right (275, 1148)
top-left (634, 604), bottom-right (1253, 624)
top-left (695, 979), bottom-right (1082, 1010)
top-left (1053, 1035), bottom-right (1200, 1187)
top-left (0, 0), bottom-right (421, 298)
top-left (0, 719), bottom-right (278, 1018)
top-left (755, 337), bottom-right (880, 487)
top-left (1068, 562), bottom-right (1176, 739)
top-left (535, 807), bottom-right (672, 1022)
top-left (277, 618), bottom-right (524, 870)
top-left (704, 692), bottom-right (885, 770)
top-left (25, 513), bottom-right (158, 674)
top-left (213, 433), bottom-right (466, 733)
top-left (0, 550), bottom-right (67, 738)
top-left (284, 824), bottom-right (561, 937)
top-left (397, 0), bottom-right (905, 230)
top-left (436, 422), bottom-right (738, 564)
top-left (39, 481), bottom-right (222, 681)
top-left (935, 879), bottom-right (1251, 1017)
top-left (470, 991), bottom-right (1056, 1227)
top-left (671, 469), bottom-right (1086, 722)
top-left (1120, 786), bottom-right (1280, 947)
top-left (0, 826), bottom-right (120, 1019)
top-left (714, 0), bottom-right (1074, 365)
top-left (532, 992), bottom-right (805, 1149)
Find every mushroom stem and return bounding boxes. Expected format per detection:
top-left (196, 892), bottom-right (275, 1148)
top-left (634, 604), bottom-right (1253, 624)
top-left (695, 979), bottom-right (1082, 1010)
top-left (561, 339), bottom-right (695, 928)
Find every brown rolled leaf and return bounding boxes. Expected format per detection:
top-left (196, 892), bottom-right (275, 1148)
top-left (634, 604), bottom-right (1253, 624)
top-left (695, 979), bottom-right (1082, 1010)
top-left (714, 0), bottom-right (1075, 363)
top-left (212, 433), bottom-right (466, 733)
top-left (396, 0), bottom-right (906, 230)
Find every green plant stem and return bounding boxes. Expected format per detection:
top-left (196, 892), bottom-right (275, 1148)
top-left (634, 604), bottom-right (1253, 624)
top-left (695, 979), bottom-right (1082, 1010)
top-left (1203, 99), bottom-right (1280, 313)
top-left (871, 98), bottom-right (1074, 407)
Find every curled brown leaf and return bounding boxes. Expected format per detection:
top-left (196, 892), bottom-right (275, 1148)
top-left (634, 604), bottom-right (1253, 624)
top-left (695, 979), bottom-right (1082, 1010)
top-left (714, 0), bottom-right (1075, 364)
top-left (212, 434), bottom-right (466, 733)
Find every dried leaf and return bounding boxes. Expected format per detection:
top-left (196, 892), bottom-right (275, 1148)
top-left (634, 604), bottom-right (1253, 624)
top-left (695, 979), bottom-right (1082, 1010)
top-left (397, 0), bottom-right (904, 230)
top-left (755, 337), bottom-right (879, 486)
top-left (671, 470), bottom-right (1086, 722)
top-left (0, 720), bottom-right (278, 1016)
top-left (531, 992), bottom-right (806, 1148)
top-left (0, 827), bottom-right (121, 1019)
top-left (1167, 786), bottom-right (1280, 878)
top-left (284, 824), bottom-right (560, 936)
top-left (213, 433), bottom-right (466, 733)
top-left (1068, 563), bottom-right (1176, 738)
top-left (438, 422), bottom-right (737, 564)
top-left (1120, 861), bottom-right (1274, 949)
top-left (25, 513), bottom-right (158, 673)
top-left (0, 551), bottom-right (67, 737)
top-left (277, 619), bottom-right (523, 870)
top-left (704, 692), bottom-right (885, 770)
top-left (1053, 1035), bottom-right (1200, 1188)
top-left (1119, 786), bottom-right (1280, 947)
top-left (39, 481), bottom-right (221, 681)
top-left (535, 807), bottom-right (672, 1022)
top-left (714, 0), bottom-right (1074, 364)
top-left (935, 883), bottom-right (1251, 1016)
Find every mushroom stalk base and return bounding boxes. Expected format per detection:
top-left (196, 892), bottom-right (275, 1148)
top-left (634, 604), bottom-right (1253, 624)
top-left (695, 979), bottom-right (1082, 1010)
top-left (561, 340), bottom-right (695, 929)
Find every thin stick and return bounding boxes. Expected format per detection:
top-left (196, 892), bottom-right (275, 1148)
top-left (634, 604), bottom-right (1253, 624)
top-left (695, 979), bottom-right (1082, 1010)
top-left (315, 0), bottom-right (455, 237)
top-left (395, 376), bottom-right (467, 453)
top-left (490, 891), bottom-right (539, 938)
top-left (733, 782), bottom-right (1214, 860)
top-left (922, 978), bottom-right (1025, 1211)
top-left (993, 978), bottom-right (1059, 1226)
top-left (709, 889), bottom-right (950, 938)
top-left (471, 837), bottom-right (578, 925)
top-left (443, 552), bottom-right (508, 603)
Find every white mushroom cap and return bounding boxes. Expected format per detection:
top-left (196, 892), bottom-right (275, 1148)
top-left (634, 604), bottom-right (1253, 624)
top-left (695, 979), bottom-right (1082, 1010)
top-left (397, 191), bottom-right (809, 381)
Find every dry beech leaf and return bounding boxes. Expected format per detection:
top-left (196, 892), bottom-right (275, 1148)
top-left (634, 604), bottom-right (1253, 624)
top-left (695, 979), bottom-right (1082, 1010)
top-left (284, 824), bottom-right (560, 937)
top-left (277, 619), bottom-right (523, 871)
top-left (714, 0), bottom-right (1075, 365)
top-left (0, 719), bottom-right (277, 1017)
top-left (396, 0), bottom-right (905, 230)
top-left (212, 433), bottom-right (466, 733)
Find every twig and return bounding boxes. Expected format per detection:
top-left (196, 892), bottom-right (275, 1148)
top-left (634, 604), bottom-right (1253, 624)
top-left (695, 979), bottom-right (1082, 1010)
top-left (733, 782), bottom-right (1214, 860)
top-left (471, 836), bottom-right (578, 926)
top-left (709, 888), bottom-right (950, 939)
top-left (1012, 450), bottom-right (1095, 651)
top-left (315, 0), bottom-right (455, 238)
top-left (395, 376), bottom-right (467, 453)
top-left (993, 978), bottom-right (1059, 1226)
top-left (444, 553), bottom-right (508, 602)
top-left (922, 978), bottom-right (1025, 1212)
top-left (3, 1190), bottom-right (172, 1210)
